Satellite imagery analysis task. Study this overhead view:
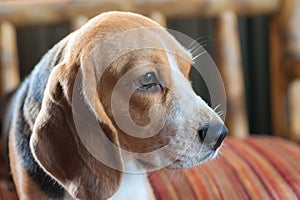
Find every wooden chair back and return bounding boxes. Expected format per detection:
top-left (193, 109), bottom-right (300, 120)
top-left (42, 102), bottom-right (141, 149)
top-left (2, 0), bottom-right (294, 140)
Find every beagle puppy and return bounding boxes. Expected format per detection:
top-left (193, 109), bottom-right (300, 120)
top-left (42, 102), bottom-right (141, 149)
top-left (1, 11), bottom-right (227, 200)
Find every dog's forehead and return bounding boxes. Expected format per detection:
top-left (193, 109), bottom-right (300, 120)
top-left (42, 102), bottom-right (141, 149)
top-left (80, 12), bottom-right (191, 60)
top-left (75, 12), bottom-right (192, 80)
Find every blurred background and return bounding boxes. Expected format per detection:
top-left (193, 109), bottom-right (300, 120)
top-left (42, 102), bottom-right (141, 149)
top-left (0, 0), bottom-right (298, 141)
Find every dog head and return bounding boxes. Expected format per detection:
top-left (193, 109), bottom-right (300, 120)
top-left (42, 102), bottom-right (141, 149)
top-left (30, 12), bottom-right (227, 200)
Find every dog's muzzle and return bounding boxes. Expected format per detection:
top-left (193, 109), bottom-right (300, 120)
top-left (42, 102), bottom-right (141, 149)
top-left (198, 124), bottom-right (228, 150)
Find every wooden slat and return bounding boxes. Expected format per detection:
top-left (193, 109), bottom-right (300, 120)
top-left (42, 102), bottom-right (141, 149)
top-left (149, 11), bottom-right (167, 27)
top-left (269, 0), bottom-right (300, 140)
top-left (71, 15), bottom-right (89, 31)
top-left (0, 21), bottom-right (20, 97)
top-left (283, 0), bottom-right (300, 141)
top-left (138, 0), bottom-right (281, 18)
top-left (277, 0), bottom-right (300, 58)
top-left (289, 80), bottom-right (300, 141)
top-left (269, 17), bottom-right (289, 138)
top-left (0, 0), bottom-right (280, 27)
top-left (215, 11), bottom-right (249, 137)
top-left (288, 59), bottom-right (300, 80)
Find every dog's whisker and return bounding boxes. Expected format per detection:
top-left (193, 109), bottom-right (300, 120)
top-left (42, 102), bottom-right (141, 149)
top-left (189, 45), bottom-right (207, 56)
top-left (188, 37), bottom-right (204, 49)
top-left (217, 110), bottom-right (223, 114)
top-left (213, 104), bottom-right (221, 112)
top-left (187, 36), bottom-right (213, 49)
top-left (167, 170), bottom-right (185, 182)
top-left (188, 41), bottom-right (210, 56)
top-left (221, 141), bottom-right (229, 148)
top-left (216, 111), bottom-right (224, 117)
top-left (192, 51), bottom-right (207, 61)
top-left (188, 39), bottom-right (207, 50)
top-left (189, 44), bottom-right (202, 54)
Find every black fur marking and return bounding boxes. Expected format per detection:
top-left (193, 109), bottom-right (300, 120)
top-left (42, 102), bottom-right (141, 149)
top-left (6, 43), bottom-right (68, 198)
top-left (13, 79), bottom-right (65, 198)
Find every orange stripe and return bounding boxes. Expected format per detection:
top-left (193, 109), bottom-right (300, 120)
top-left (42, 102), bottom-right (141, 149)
top-left (148, 172), bottom-right (166, 200)
top-left (199, 163), bottom-right (225, 199)
top-left (218, 145), bottom-right (267, 200)
top-left (227, 139), bottom-right (292, 199)
top-left (225, 139), bottom-right (276, 199)
top-left (246, 138), bottom-right (300, 198)
top-left (169, 171), bottom-right (192, 200)
top-left (148, 172), bottom-right (175, 200)
top-left (194, 164), bottom-right (220, 199)
top-left (184, 168), bottom-right (210, 200)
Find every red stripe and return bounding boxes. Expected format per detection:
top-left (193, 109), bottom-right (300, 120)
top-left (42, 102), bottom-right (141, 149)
top-left (226, 140), bottom-right (277, 200)
top-left (220, 141), bottom-right (268, 199)
top-left (170, 172), bottom-right (185, 200)
top-left (218, 151), bottom-right (253, 199)
top-left (200, 163), bottom-right (225, 199)
top-left (148, 173), bottom-right (168, 200)
top-left (186, 168), bottom-right (210, 199)
top-left (246, 138), bottom-right (300, 198)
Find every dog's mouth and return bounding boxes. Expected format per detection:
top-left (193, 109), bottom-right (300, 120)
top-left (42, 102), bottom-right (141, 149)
top-left (136, 158), bottom-right (158, 169)
top-left (135, 147), bottom-right (219, 170)
top-left (166, 150), bottom-right (218, 169)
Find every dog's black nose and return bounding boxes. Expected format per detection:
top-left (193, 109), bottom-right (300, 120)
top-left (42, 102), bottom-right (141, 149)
top-left (198, 124), bottom-right (227, 150)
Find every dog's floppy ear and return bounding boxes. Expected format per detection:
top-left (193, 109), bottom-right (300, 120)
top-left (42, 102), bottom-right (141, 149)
top-left (30, 52), bottom-right (123, 200)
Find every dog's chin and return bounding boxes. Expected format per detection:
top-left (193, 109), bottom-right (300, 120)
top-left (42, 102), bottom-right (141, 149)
top-left (136, 158), bottom-right (159, 170)
top-left (166, 151), bottom-right (217, 170)
top-left (135, 148), bottom-right (220, 171)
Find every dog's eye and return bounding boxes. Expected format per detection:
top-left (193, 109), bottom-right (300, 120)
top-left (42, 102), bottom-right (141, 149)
top-left (134, 72), bottom-right (162, 92)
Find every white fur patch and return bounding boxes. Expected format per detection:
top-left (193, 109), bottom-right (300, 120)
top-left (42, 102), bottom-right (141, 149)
top-left (109, 161), bottom-right (154, 200)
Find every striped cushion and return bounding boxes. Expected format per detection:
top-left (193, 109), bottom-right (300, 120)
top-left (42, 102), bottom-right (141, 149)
top-left (148, 136), bottom-right (300, 200)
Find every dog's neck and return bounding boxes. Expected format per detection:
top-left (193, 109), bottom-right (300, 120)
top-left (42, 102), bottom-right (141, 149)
top-left (109, 161), bottom-right (155, 200)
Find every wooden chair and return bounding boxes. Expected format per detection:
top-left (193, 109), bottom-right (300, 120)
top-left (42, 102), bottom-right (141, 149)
top-left (0, 0), bottom-right (282, 138)
top-left (270, 0), bottom-right (300, 141)
top-left (0, 21), bottom-right (20, 97)
top-left (2, 0), bottom-right (300, 199)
